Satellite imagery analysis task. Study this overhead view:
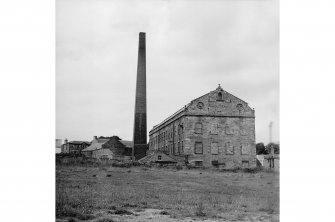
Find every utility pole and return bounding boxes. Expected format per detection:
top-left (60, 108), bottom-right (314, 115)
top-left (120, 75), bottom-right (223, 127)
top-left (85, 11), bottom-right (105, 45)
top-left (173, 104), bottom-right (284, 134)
top-left (268, 121), bottom-right (274, 168)
top-left (269, 121), bottom-right (273, 143)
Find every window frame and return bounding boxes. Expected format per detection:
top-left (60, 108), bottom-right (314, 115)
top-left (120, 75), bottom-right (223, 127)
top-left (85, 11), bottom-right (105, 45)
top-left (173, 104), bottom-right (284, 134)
top-left (225, 141), bottom-right (234, 155)
top-left (194, 142), bottom-right (203, 154)
top-left (211, 142), bottom-right (219, 155)
top-left (217, 92), bottom-right (223, 100)
top-left (195, 122), bottom-right (203, 134)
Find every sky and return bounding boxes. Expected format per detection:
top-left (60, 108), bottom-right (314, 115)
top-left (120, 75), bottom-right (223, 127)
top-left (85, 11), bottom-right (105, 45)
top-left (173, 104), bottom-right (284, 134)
top-left (56, 0), bottom-right (279, 144)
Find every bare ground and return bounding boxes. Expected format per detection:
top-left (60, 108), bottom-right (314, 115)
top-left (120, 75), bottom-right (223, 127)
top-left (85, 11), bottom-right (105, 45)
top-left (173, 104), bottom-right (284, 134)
top-left (56, 165), bottom-right (279, 222)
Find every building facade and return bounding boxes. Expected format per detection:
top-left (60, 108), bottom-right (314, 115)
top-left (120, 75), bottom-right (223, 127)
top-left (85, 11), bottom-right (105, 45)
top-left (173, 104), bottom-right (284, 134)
top-left (61, 139), bottom-right (90, 155)
top-left (148, 85), bottom-right (256, 168)
top-left (82, 136), bottom-right (132, 160)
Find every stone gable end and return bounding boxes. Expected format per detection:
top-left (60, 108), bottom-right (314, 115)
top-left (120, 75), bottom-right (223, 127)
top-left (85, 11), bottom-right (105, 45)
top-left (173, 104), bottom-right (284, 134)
top-left (187, 89), bottom-right (254, 117)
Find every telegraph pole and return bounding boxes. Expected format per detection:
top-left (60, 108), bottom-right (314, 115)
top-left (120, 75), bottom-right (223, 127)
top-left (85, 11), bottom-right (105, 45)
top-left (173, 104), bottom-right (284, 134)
top-left (269, 121), bottom-right (274, 168)
top-left (269, 121), bottom-right (273, 143)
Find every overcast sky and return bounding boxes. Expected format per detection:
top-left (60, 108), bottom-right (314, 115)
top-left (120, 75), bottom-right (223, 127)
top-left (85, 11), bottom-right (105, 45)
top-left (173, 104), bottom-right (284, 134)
top-left (56, 0), bottom-right (279, 144)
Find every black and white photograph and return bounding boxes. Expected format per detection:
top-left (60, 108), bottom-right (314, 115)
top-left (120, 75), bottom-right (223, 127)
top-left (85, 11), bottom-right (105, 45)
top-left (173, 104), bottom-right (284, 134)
top-left (55, 0), bottom-right (279, 221)
top-left (4, 0), bottom-right (335, 222)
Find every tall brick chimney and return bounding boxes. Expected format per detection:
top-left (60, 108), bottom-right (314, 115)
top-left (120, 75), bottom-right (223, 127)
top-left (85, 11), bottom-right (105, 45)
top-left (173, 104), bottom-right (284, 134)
top-left (132, 32), bottom-right (148, 160)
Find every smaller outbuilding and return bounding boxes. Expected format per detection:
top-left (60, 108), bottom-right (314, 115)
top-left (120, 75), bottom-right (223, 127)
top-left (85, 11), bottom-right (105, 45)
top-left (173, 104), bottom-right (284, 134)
top-left (82, 136), bottom-right (132, 160)
top-left (61, 139), bottom-right (91, 155)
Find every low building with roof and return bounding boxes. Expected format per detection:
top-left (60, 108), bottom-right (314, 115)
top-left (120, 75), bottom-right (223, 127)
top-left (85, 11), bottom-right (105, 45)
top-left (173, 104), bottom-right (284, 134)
top-left (82, 136), bottom-right (132, 160)
top-left (61, 139), bottom-right (91, 155)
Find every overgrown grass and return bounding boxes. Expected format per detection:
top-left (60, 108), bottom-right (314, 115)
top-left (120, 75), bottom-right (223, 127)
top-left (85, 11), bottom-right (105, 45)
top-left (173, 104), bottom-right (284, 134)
top-left (56, 165), bottom-right (279, 220)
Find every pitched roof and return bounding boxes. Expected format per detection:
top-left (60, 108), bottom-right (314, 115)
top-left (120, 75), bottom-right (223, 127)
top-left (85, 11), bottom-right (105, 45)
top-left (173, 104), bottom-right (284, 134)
top-left (81, 138), bottom-right (133, 152)
top-left (82, 138), bottom-right (108, 152)
top-left (68, 141), bottom-right (90, 145)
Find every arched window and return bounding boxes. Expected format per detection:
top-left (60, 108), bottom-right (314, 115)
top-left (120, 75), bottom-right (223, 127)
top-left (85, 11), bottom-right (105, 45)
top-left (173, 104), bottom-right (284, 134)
top-left (217, 92), bottom-right (223, 100)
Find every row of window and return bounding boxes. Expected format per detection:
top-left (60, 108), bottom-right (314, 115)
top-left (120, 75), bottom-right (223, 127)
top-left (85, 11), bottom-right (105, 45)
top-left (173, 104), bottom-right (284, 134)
top-left (158, 141), bottom-right (184, 155)
top-left (194, 160), bottom-right (250, 167)
top-left (150, 124), bottom-right (184, 148)
top-left (194, 142), bottom-right (251, 155)
top-left (195, 123), bottom-right (248, 136)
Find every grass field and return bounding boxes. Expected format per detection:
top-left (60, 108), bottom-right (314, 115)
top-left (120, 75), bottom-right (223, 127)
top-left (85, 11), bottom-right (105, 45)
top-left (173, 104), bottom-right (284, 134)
top-left (56, 165), bottom-right (279, 222)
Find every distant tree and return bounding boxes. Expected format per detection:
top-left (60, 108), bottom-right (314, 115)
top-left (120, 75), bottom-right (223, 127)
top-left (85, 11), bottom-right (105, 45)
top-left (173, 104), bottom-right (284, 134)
top-left (266, 143), bottom-right (280, 154)
top-left (256, 143), bottom-right (266, 155)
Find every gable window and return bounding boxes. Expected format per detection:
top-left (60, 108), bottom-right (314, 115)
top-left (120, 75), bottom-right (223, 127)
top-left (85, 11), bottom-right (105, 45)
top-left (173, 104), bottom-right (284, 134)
top-left (217, 92), bottom-right (223, 100)
top-left (236, 103), bottom-right (244, 114)
top-left (194, 142), bottom-right (203, 154)
top-left (158, 155), bottom-right (162, 160)
top-left (195, 123), bottom-right (203, 134)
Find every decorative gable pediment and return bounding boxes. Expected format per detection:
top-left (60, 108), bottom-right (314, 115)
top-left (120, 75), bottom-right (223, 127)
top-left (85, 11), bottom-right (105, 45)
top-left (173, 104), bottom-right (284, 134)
top-left (186, 85), bottom-right (254, 117)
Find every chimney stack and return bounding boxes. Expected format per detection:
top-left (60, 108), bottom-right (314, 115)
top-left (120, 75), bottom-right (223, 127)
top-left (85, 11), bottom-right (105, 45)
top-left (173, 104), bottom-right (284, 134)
top-left (132, 32), bottom-right (148, 160)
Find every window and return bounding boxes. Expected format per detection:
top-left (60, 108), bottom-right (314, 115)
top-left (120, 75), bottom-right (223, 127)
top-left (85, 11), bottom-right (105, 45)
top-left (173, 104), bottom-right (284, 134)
top-left (195, 123), bottom-right (203, 134)
top-left (241, 143), bottom-right (250, 155)
top-left (181, 141), bottom-right (184, 153)
top-left (197, 102), bottom-right (204, 109)
top-left (195, 161), bottom-right (203, 167)
top-left (210, 124), bottom-right (218, 135)
top-left (211, 142), bottom-right (218, 154)
top-left (225, 126), bottom-right (235, 135)
top-left (212, 160), bottom-right (219, 166)
top-left (194, 142), bottom-right (203, 154)
top-left (225, 142), bottom-right (234, 155)
top-left (158, 155), bottom-right (162, 160)
top-left (178, 142), bottom-right (180, 153)
top-left (236, 104), bottom-right (244, 114)
top-left (240, 128), bottom-right (248, 136)
top-left (217, 92), bottom-right (223, 100)
top-left (242, 161), bottom-right (249, 168)
top-left (179, 125), bottom-right (183, 134)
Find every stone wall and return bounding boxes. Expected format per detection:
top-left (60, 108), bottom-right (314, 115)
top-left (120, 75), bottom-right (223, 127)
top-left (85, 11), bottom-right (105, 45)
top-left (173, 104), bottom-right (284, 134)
top-left (148, 86), bottom-right (256, 168)
top-left (183, 116), bottom-right (256, 168)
